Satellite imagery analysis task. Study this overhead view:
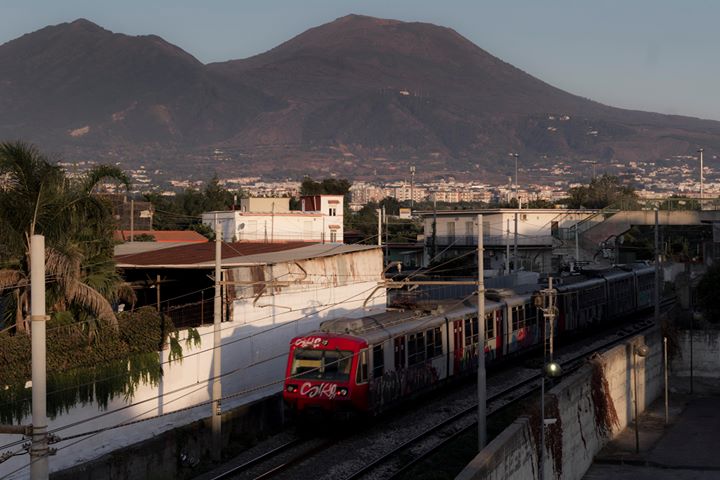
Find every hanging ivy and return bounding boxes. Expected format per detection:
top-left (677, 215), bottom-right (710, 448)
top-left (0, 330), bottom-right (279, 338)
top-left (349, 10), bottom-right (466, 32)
top-left (589, 356), bottom-right (620, 438)
top-left (0, 307), bottom-right (201, 424)
top-left (528, 390), bottom-right (564, 479)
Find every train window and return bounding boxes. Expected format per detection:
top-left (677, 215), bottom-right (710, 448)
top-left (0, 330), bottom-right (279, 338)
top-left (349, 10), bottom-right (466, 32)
top-left (485, 312), bottom-right (494, 339)
top-left (426, 327), bottom-right (442, 358)
top-left (408, 332), bottom-right (426, 366)
top-left (291, 348), bottom-right (353, 381)
top-left (512, 306), bottom-right (526, 331)
top-left (394, 337), bottom-right (406, 369)
top-left (356, 349), bottom-right (369, 384)
top-left (372, 345), bottom-right (384, 378)
top-left (464, 317), bottom-right (479, 345)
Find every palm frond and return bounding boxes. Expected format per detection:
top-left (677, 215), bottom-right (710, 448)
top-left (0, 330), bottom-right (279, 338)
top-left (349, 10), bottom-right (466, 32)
top-left (68, 281), bottom-right (118, 329)
top-left (0, 269), bottom-right (25, 291)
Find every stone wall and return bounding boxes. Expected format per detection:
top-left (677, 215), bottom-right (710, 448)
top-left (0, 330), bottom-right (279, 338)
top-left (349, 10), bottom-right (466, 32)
top-left (457, 329), bottom-right (662, 480)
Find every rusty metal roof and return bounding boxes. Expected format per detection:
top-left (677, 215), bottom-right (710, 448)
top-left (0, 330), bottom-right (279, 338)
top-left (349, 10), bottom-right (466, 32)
top-left (115, 242), bottom-right (379, 269)
top-left (114, 230), bottom-right (209, 243)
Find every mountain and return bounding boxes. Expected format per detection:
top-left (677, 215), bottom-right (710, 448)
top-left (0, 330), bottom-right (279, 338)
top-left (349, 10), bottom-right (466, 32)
top-left (0, 19), bottom-right (279, 149)
top-left (1, 15), bottom-right (719, 181)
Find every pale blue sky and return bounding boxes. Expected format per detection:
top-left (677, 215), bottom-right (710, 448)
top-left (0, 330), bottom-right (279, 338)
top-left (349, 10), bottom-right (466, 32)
top-left (2, 0), bottom-right (718, 120)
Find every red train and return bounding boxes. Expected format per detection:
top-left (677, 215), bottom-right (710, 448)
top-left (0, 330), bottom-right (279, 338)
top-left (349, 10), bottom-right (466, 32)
top-left (283, 264), bottom-right (655, 415)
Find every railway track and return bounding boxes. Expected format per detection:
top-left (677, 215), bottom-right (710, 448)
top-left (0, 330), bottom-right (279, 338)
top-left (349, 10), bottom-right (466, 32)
top-left (348, 315), bottom-right (661, 480)
top-left (198, 306), bottom-right (666, 480)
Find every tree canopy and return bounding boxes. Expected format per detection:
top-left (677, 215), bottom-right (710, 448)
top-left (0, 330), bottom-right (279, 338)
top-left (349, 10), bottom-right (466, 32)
top-left (564, 175), bottom-right (638, 209)
top-left (300, 177), bottom-right (351, 196)
top-left (144, 176), bottom-right (243, 236)
top-left (0, 141), bottom-right (132, 334)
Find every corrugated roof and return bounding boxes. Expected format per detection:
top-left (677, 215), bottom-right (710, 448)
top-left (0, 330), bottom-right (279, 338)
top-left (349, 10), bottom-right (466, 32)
top-left (115, 242), bottom-right (379, 269)
top-left (114, 230), bottom-right (209, 243)
top-left (114, 242), bottom-right (194, 257)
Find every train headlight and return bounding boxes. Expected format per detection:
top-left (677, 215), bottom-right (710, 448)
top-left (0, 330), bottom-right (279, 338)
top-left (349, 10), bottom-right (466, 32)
top-left (286, 384), bottom-right (298, 393)
top-left (337, 387), bottom-right (348, 397)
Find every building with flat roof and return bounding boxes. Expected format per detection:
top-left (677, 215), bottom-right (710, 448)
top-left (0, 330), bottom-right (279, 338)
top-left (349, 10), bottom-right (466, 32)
top-left (202, 195), bottom-right (344, 243)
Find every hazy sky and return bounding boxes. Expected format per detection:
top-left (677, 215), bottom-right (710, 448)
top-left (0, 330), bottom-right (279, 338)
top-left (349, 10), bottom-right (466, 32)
top-left (2, 0), bottom-right (718, 120)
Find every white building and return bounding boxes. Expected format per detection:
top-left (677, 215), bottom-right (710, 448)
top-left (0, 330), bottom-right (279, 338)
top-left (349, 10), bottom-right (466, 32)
top-left (420, 208), bottom-right (599, 272)
top-left (202, 195), bottom-right (344, 243)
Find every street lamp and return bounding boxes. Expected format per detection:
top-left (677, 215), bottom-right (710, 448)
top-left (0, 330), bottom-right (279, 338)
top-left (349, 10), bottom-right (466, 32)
top-left (697, 148), bottom-right (704, 207)
top-left (633, 343), bottom-right (649, 454)
top-left (410, 165), bottom-right (416, 209)
top-left (509, 153), bottom-right (519, 207)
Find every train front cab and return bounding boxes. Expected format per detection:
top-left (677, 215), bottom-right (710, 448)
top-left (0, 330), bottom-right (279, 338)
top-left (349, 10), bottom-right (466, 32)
top-left (283, 334), bottom-right (370, 415)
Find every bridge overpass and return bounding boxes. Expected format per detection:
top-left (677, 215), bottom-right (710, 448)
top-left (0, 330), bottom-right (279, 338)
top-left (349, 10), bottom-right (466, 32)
top-left (555, 210), bottom-right (720, 263)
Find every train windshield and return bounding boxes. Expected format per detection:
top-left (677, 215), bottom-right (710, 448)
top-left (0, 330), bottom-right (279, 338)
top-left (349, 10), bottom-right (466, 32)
top-left (291, 348), bottom-right (354, 381)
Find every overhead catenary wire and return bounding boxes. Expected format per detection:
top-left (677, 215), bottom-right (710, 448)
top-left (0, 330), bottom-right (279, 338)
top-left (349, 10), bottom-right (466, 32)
top-left (0, 228), bottom-right (486, 454)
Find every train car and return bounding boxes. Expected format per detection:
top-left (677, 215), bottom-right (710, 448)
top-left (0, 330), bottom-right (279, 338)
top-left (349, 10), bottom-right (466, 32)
top-left (556, 276), bottom-right (606, 331)
top-left (628, 263), bottom-right (656, 311)
top-left (283, 299), bottom-right (506, 415)
top-left (599, 268), bottom-right (636, 319)
top-left (283, 264), bottom-right (659, 416)
top-left (486, 287), bottom-right (541, 355)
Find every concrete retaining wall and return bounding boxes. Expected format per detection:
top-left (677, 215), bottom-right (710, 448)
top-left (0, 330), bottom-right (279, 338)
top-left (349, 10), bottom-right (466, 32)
top-left (51, 394), bottom-right (284, 480)
top-left (457, 329), bottom-right (662, 480)
top-left (672, 330), bottom-right (720, 378)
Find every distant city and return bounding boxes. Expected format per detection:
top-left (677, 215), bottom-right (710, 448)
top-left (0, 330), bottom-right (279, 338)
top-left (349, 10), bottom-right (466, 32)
top-left (58, 152), bottom-right (717, 208)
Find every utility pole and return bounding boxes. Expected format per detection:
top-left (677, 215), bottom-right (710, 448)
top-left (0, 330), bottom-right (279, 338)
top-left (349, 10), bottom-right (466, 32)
top-left (654, 208), bottom-right (660, 323)
top-left (505, 218), bottom-right (510, 274)
top-left (509, 153), bottom-right (519, 207)
top-left (476, 215), bottom-right (487, 450)
top-left (212, 224), bottom-right (222, 461)
top-left (410, 165), bottom-right (416, 209)
top-left (575, 222), bottom-right (580, 266)
top-left (377, 208), bottom-right (382, 246)
top-left (432, 198), bottom-right (438, 259)
top-left (383, 206), bottom-right (389, 264)
top-left (698, 148), bottom-right (704, 207)
top-left (30, 234), bottom-right (49, 479)
top-left (514, 212), bottom-right (519, 272)
top-left (129, 198), bottom-right (134, 242)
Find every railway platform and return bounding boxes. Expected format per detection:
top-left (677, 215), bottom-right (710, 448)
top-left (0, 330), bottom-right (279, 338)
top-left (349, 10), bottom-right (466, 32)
top-left (583, 387), bottom-right (720, 480)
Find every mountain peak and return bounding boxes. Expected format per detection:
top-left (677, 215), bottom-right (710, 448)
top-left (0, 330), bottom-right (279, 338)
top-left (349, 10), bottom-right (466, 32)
top-left (332, 13), bottom-right (403, 27)
top-left (65, 18), bottom-right (109, 34)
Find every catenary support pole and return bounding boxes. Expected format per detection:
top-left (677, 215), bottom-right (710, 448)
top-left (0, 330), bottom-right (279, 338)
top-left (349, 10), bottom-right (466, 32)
top-left (384, 206), bottom-right (389, 263)
top-left (212, 225), bottom-right (222, 461)
top-left (477, 215), bottom-right (486, 450)
top-left (506, 218), bottom-right (510, 273)
top-left (30, 235), bottom-right (48, 479)
top-left (664, 337), bottom-right (669, 424)
top-left (655, 209), bottom-right (660, 323)
top-left (514, 212), bottom-right (519, 272)
top-left (377, 208), bottom-right (382, 246)
top-left (575, 223), bottom-right (579, 265)
top-left (540, 371), bottom-right (545, 480)
top-left (129, 198), bottom-right (134, 242)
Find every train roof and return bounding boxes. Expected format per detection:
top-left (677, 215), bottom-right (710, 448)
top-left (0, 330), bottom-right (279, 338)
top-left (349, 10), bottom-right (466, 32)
top-left (319, 298), bottom-right (502, 345)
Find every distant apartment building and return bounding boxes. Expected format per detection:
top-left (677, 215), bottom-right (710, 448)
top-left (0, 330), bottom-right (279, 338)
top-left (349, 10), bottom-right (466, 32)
top-left (390, 183), bottom-right (427, 203)
top-left (350, 182), bottom-right (387, 205)
top-left (202, 195), bottom-right (344, 243)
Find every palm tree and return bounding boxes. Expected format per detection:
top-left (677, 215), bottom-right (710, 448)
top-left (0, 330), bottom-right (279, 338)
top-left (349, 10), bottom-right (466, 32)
top-left (0, 141), bottom-right (132, 334)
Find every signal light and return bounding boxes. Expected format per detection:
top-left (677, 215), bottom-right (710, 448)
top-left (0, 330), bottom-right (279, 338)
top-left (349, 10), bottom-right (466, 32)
top-left (286, 384), bottom-right (298, 393)
top-left (337, 387), bottom-right (348, 397)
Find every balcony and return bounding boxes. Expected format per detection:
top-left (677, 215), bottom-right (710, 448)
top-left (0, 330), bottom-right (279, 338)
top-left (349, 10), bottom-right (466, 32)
top-left (429, 234), bottom-right (556, 247)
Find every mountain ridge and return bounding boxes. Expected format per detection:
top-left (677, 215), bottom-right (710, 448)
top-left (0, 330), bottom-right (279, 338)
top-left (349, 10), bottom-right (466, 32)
top-left (0, 14), bottom-right (718, 181)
